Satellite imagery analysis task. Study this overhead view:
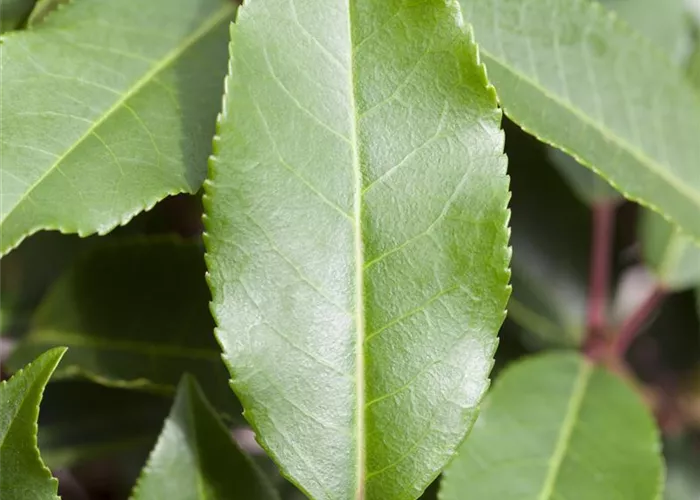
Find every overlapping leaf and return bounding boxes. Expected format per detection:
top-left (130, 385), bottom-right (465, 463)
top-left (131, 375), bottom-right (278, 500)
top-left (0, 0), bottom-right (35, 32)
top-left (0, 348), bottom-right (65, 500)
top-left (440, 353), bottom-right (663, 500)
top-left (460, 0), bottom-right (700, 239)
top-left (0, 0), bottom-right (234, 255)
top-left (640, 210), bottom-right (700, 291)
top-left (204, 0), bottom-right (511, 497)
top-left (6, 238), bottom-right (236, 414)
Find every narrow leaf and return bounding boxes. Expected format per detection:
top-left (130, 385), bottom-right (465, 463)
top-left (460, 0), bottom-right (700, 239)
top-left (439, 353), bottom-right (663, 500)
top-left (204, 0), bottom-right (511, 498)
top-left (0, 0), bottom-right (235, 255)
top-left (6, 237), bottom-right (236, 415)
top-left (0, 347), bottom-right (66, 500)
top-left (0, 0), bottom-right (35, 32)
top-left (131, 375), bottom-right (279, 500)
top-left (640, 210), bottom-right (700, 291)
top-left (38, 382), bottom-right (170, 468)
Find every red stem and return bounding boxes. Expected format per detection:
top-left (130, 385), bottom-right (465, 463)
top-left (613, 287), bottom-right (666, 355)
top-left (585, 202), bottom-right (616, 342)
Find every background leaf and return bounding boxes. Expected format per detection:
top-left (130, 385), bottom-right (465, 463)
top-left (6, 237), bottom-right (236, 415)
top-left (37, 381), bottom-right (170, 469)
top-left (131, 375), bottom-right (279, 500)
top-left (439, 352), bottom-right (663, 500)
top-left (506, 122), bottom-right (589, 348)
top-left (0, 0), bottom-right (35, 32)
top-left (640, 210), bottom-right (700, 292)
top-left (460, 0), bottom-right (700, 240)
top-left (204, 0), bottom-right (511, 497)
top-left (0, 347), bottom-right (65, 500)
top-left (0, 0), bottom-right (234, 255)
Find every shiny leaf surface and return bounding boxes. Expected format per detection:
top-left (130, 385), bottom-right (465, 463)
top-left (204, 0), bottom-right (511, 497)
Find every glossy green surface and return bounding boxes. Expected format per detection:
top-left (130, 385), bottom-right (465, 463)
top-left (0, 0), bottom-right (234, 255)
top-left (204, 0), bottom-right (511, 498)
top-left (131, 376), bottom-right (279, 500)
top-left (440, 353), bottom-right (663, 500)
top-left (461, 0), bottom-right (700, 239)
top-left (0, 348), bottom-right (65, 500)
top-left (7, 238), bottom-right (235, 414)
top-left (640, 210), bottom-right (700, 291)
top-left (0, 0), bottom-right (34, 32)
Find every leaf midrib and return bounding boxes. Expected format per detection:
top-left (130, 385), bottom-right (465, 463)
top-left (537, 359), bottom-right (592, 500)
top-left (479, 47), bottom-right (700, 211)
top-left (346, 0), bottom-right (366, 497)
top-left (0, 2), bottom-right (235, 225)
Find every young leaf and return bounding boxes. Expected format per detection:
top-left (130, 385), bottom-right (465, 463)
top-left (204, 0), bottom-right (511, 498)
top-left (0, 347), bottom-right (66, 500)
top-left (460, 0), bottom-right (700, 240)
top-left (6, 238), bottom-right (235, 414)
top-left (0, 0), bottom-right (35, 32)
top-left (640, 210), bottom-right (700, 291)
top-left (131, 375), bottom-right (279, 500)
top-left (439, 353), bottom-right (663, 500)
top-left (38, 382), bottom-right (170, 468)
top-left (0, 0), bottom-right (235, 256)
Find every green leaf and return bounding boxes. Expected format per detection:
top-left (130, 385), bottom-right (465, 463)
top-left (0, 347), bottom-right (66, 500)
top-left (440, 352), bottom-right (663, 500)
top-left (37, 381), bottom-right (170, 468)
top-left (6, 237), bottom-right (236, 415)
top-left (460, 0), bottom-right (700, 240)
top-left (204, 0), bottom-right (511, 498)
top-left (25, 0), bottom-right (64, 25)
top-left (0, 0), bottom-right (35, 32)
top-left (506, 123), bottom-right (589, 347)
top-left (640, 210), bottom-right (700, 291)
top-left (0, 0), bottom-right (235, 256)
top-left (131, 375), bottom-right (279, 500)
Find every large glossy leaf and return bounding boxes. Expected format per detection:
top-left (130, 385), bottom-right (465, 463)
top-left (131, 375), bottom-right (279, 500)
top-left (6, 238), bottom-right (236, 414)
top-left (203, 0), bottom-right (511, 498)
top-left (0, 0), bottom-right (35, 32)
top-left (460, 0), bottom-right (700, 240)
top-left (640, 210), bottom-right (700, 291)
top-left (0, 347), bottom-right (65, 500)
top-left (440, 352), bottom-right (663, 500)
top-left (37, 381), bottom-right (170, 468)
top-left (0, 0), bottom-right (234, 256)
top-left (506, 123), bottom-right (589, 348)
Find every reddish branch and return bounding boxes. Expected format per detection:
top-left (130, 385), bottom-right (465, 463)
top-left (583, 202), bottom-right (617, 358)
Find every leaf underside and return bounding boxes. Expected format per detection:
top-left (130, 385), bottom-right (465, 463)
top-left (204, 0), bottom-right (511, 498)
top-left (0, 0), bottom-right (234, 255)
top-left (461, 0), bottom-right (700, 240)
top-left (131, 375), bottom-right (278, 500)
top-left (440, 353), bottom-right (663, 500)
top-left (0, 348), bottom-right (66, 500)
